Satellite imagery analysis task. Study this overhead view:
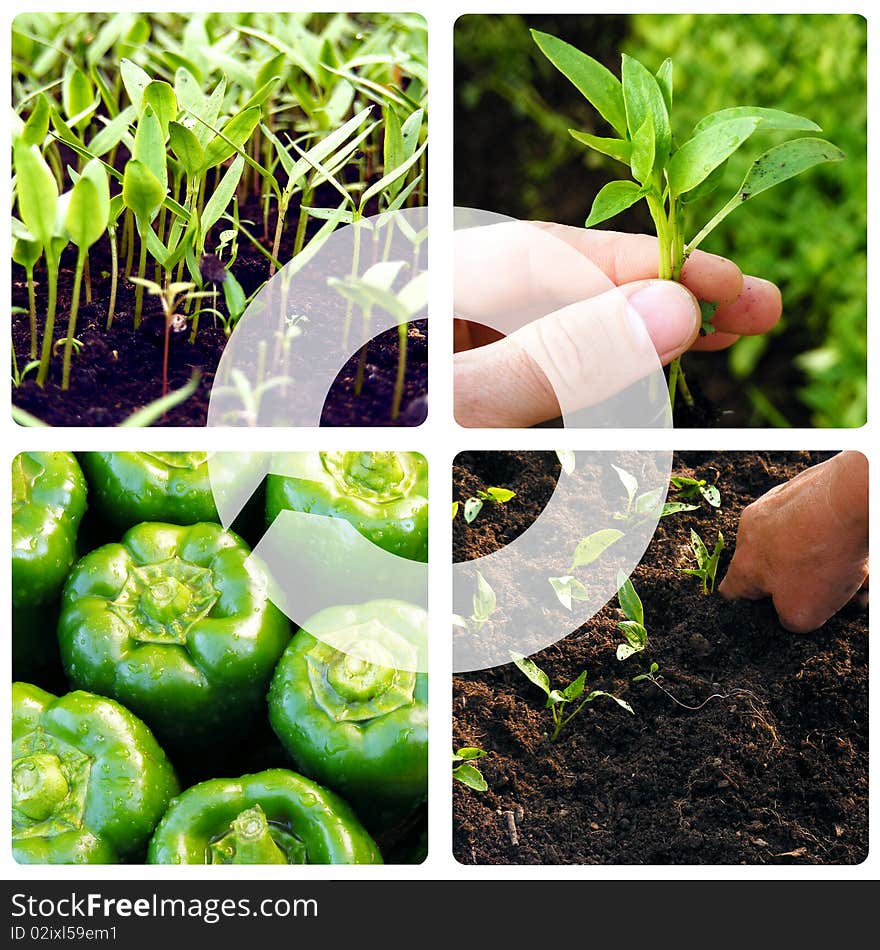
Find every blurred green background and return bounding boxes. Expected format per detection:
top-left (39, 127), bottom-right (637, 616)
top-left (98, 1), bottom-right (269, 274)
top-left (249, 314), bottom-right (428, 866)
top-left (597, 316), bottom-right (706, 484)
top-left (454, 14), bottom-right (867, 427)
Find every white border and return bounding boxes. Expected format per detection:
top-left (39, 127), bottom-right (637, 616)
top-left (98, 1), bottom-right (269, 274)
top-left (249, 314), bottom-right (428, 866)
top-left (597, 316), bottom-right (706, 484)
top-left (2, 1), bottom-right (874, 883)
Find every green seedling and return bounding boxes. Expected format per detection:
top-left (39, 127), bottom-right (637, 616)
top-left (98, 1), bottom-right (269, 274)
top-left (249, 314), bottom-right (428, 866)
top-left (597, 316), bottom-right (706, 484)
top-left (510, 651), bottom-right (633, 741)
top-left (454, 485), bottom-right (517, 524)
top-left (452, 571), bottom-right (498, 632)
top-left (613, 465), bottom-right (700, 520)
top-left (615, 570), bottom-right (648, 661)
top-left (670, 475), bottom-right (721, 508)
top-left (62, 160), bottom-right (110, 389)
top-left (129, 278), bottom-right (211, 400)
top-left (549, 575), bottom-right (588, 611)
top-left (453, 747), bottom-right (488, 792)
top-left (532, 30), bottom-right (844, 411)
top-left (680, 529), bottom-right (725, 593)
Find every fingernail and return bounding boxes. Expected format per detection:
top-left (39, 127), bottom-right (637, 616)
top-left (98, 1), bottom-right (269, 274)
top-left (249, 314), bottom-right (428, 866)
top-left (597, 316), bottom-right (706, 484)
top-left (628, 281), bottom-right (700, 360)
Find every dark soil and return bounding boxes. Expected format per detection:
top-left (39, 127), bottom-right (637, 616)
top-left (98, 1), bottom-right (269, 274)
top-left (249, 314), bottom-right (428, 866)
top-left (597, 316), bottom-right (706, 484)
top-left (453, 451), bottom-right (868, 864)
top-left (12, 192), bottom-right (427, 428)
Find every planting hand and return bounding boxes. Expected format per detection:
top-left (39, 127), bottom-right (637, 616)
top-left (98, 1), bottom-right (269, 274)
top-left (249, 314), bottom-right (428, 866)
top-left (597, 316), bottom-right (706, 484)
top-left (454, 222), bottom-right (781, 427)
top-left (720, 452), bottom-right (868, 632)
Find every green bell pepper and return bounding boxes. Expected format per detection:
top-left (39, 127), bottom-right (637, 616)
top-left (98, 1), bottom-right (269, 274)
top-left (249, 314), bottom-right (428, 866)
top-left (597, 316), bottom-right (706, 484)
top-left (58, 522), bottom-right (290, 748)
top-left (269, 600), bottom-right (428, 827)
top-left (13, 682), bottom-right (178, 864)
top-left (148, 769), bottom-right (382, 865)
top-left (265, 452), bottom-right (428, 562)
top-left (12, 452), bottom-right (87, 676)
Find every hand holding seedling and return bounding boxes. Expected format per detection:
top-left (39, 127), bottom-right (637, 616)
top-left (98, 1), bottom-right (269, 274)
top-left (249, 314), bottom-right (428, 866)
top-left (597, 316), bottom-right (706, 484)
top-left (720, 453), bottom-right (868, 632)
top-left (453, 223), bottom-right (781, 427)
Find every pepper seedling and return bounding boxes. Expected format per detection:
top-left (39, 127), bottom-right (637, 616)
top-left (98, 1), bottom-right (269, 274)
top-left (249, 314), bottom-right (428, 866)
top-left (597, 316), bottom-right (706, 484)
top-left (510, 651), bottom-right (633, 741)
top-left (453, 485), bottom-right (517, 524)
top-left (615, 569), bottom-right (648, 661)
top-left (680, 528), bottom-right (725, 593)
top-left (612, 464), bottom-right (700, 521)
top-left (531, 30), bottom-right (845, 410)
top-left (670, 475), bottom-right (721, 508)
top-left (453, 747), bottom-right (489, 792)
top-left (453, 570), bottom-right (499, 632)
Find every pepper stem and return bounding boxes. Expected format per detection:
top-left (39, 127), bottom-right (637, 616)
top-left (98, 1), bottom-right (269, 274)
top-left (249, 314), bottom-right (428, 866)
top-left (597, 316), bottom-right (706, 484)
top-left (209, 806), bottom-right (289, 864)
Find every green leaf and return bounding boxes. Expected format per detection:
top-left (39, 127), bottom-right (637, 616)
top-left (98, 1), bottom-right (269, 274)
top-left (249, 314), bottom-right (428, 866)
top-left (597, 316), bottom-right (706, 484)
top-left (122, 158), bottom-right (165, 225)
top-left (700, 484), bottom-right (721, 508)
top-left (531, 30), bottom-right (627, 137)
top-left (479, 487), bottom-right (516, 503)
top-left (256, 52), bottom-right (286, 92)
top-left (201, 154), bottom-right (245, 234)
top-left (585, 180), bottom-right (647, 228)
top-left (168, 121), bottom-right (205, 178)
top-left (88, 105), bottom-right (137, 157)
top-left (612, 464), bottom-right (638, 510)
top-left (453, 747), bottom-right (487, 762)
top-left (13, 141), bottom-right (58, 247)
top-left (463, 497), bottom-right (483, 524)
top-left (655, 59), bottom-right (673, 114)
top-left (451, 501), bottom-right (459, 520)
top-left (401, 108), bottom-right (424, 159)
top-left (119, 372), bottom-right (201, 426)
top-left (22, 94), bottom-right (50, 146)
top-left (142, 81), bottom-right (177, 140)
top-left (617, 643), bottom-right (640, 661)
top-left (510, 652), bottom-right (551, 696)
top-left (687, 138), bottom-right (845, 253)
top-left (66, 160), bottom-right (109, 250)
top-left (667, 117), bottom-right (761, 196)
top-left (120, 58), bottom-right (153, 112)
top-left (453, 764), bottom-right (488, 792)
top-left (202, 107), bottom-right (262, 170)
top-left (549, 575), bottom-right (589, 611)
top-left (473, 571), bottom-right (496, 622)
top-left (383, 105), bottom-right (405, 179)
top-left (241, 76), bottom-right (282, 113)
top-left (615, 570), bottom-right (644, 625)
top-left (690, 529), bottom-right (711, 569)
top-left (561, 670), bottom-right (588, 702)
top-left (133, 105), bottom-right (168, 191)
top-left (63, 64), bottom-right (94, 129)
top-left (660, 501), bottom-right (700, 517)
top-left (361, 137), bottom-right (427, 208)
top-left (569, 129), bottom-right (631, 166)
top-left (694, 106), bottom-right (821, 135)
top-left (621, 54), bottom-right (670, 165)
top-left (617, 620), bottom-right (647, 651)
top-left (222, 270), bottom-right (247, 323)
top-left (680, 159), bottom-right (728, 206)
top-left (570, 528), bottom-right (624, 571)
top-left (633, 487), bottom-right (665, 515)
top-left (631, 113), bottom-right (656, 183)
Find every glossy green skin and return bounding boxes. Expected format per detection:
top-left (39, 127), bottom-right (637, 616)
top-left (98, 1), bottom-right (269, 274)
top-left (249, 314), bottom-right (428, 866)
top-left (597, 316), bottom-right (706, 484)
top-left (79, 452), bottom-right (219, 530)
top-left (12, 453), bottom-right (87, 675)
top-left (265, 452), bottom-right (428, 562)
top-left (269, 600), bottom-right (428, 827)
top-left (58, 522), bottom-right (290, 748)
top-left (13, 683), bottom-right (178, 864)
top-left (148, 769), bottom-right (382, 865)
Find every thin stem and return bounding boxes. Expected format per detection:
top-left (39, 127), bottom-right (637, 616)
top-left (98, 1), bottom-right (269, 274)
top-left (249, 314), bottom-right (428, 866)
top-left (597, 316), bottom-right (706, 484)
top-left (392, 322), bottom-right (407, 420)
top-left (162, 305), bottom-right (171, 402)
top-left (84, 252), bottom-right (92, 304)
top-left (26, 265), bottom-right (37, 359)
top-left (270, 192), bottom-right (291, 276)
top-left (35, 249), bottom-right (59, 387)
top-left (291, 187), bottom-right (312, 258)
top-left (61, 248), bottom-right (85, 390)
top-left (107, 227), bottom-right (119, 330)
top-left (134, 228), bottom-right (147, 329)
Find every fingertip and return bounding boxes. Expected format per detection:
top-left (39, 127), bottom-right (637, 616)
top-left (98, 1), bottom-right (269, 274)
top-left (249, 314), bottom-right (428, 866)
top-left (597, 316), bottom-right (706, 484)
top-left (681, 249), bottom-right (743, 306)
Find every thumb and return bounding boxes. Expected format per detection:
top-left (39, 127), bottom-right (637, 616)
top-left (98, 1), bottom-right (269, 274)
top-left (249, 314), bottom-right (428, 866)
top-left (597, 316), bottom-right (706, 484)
top-left (454, 279), bottom-right (700, 427)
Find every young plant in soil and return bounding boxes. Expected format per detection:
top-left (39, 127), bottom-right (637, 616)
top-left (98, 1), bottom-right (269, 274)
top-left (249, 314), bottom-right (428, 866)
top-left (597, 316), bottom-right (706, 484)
top-left (510, 652), bottom-right (633, 742)
top-left (453, 485), bottom-right (517, 524)
top-left (453, 747), bottom-right (488, 791)
top-left (615, 569), bottom-right (648, 661)
top-left (453, 571), bottom-right (498, 633)
top-left (549, 527), bottom-right (623, 611)
top-left (532, 30), bottom-right (844, 411)
top-left (612, 465), bottom-right (700, 521)
top-left (680, 529), bottom-right (725, 593)
top-left (669, 475), bottom-right (721, 508)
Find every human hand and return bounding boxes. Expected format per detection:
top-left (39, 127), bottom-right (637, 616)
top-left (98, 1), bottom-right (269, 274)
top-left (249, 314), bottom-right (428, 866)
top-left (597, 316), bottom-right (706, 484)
top-left (719, 452), bottom-right (869, 633)
top-left (454, 222), bottom-right (782, 427)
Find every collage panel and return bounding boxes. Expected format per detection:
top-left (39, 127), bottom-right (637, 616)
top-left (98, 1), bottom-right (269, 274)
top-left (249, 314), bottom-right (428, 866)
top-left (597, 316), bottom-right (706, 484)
top-left (452, 451), bottom-right (868, 864)
top-left (12, 12), bottom-right (428, 428)
top-left (12, 451), bottom-right (428, 864)
top-left (453, 13), bottom-right (866, 429)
